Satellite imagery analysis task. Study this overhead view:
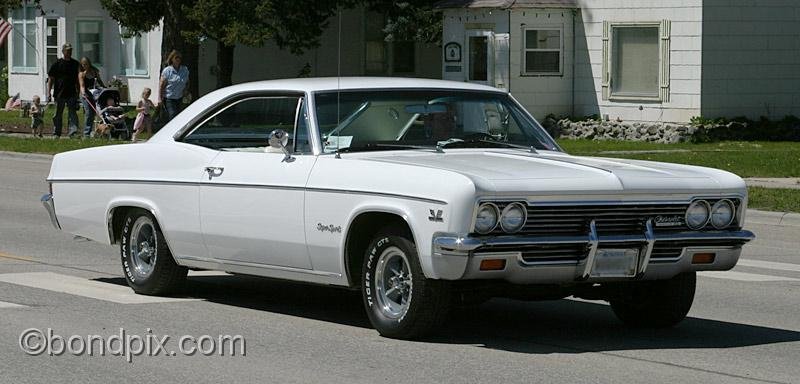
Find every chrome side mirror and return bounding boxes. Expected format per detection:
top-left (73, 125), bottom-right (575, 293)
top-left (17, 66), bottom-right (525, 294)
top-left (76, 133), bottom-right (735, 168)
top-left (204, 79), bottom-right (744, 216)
top-left (268, 129), bottom-right (294, 163)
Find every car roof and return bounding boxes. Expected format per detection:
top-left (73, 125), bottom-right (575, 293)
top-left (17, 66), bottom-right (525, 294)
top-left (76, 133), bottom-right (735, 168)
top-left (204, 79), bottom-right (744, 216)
top-left (149, 77), bottom-right (508, 143)
top-left (216, 77), bottom-right (506, 94)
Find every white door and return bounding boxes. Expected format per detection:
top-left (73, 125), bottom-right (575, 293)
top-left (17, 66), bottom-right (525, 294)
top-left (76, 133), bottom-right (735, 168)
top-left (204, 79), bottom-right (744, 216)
top-left (465, 30), bottom-right (495, 86)
top-left (186, 95), bottom-right (317, 269)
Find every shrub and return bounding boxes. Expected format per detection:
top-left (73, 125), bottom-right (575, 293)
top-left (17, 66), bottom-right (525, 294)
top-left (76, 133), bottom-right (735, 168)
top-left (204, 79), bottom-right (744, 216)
top-left (690, 115), bottom-right (800, 143)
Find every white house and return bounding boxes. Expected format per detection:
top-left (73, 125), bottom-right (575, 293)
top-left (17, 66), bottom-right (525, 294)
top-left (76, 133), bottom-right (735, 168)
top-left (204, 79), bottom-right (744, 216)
top-left (438, 0), bottom-right (800, 123)
top-left (6, 1), bottom-right (441, 102)
top-left (7, 0), bottom-right (162, 102)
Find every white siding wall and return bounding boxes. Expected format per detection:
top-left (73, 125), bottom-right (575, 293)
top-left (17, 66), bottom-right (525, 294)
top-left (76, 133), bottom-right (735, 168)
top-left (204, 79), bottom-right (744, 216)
top-left (509, 9), bottom-right (574, 119)
top-left (441, 9), bottom-right (511, 84)
top-left (701, 0), bottom-right (800, 119)
top-left (7, 0), bottom-right (161, 103)
top-left (574, 0), bottom-right (703, 123)
top-left (7, 2), bottom-right (66, 101)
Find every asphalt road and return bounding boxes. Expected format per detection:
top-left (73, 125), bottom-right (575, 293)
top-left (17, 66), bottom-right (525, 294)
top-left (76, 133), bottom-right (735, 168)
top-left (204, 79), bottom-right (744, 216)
top-left (1, 154), bottom-right (798, 384)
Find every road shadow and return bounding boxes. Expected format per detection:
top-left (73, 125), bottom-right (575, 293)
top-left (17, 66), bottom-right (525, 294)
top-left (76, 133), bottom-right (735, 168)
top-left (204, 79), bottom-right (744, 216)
top-left (95, 274), bottom-right (800, 354)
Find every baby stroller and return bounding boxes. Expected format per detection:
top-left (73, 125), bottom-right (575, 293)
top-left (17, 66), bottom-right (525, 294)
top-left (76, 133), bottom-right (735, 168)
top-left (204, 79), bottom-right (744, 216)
top-left (89, 88), bottom-right (130, 140)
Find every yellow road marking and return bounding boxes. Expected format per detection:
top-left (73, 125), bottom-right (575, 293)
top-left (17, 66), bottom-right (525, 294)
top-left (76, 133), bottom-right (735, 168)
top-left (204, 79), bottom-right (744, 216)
top-left (0, 252), bottom-right (37, 263)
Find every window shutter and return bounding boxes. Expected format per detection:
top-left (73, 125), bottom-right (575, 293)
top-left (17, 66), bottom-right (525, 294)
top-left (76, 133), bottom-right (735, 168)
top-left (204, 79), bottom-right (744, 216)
top-left (601, 21), bottom-right (610, 100)
top-left (659, 19), bottom-right (671, 102)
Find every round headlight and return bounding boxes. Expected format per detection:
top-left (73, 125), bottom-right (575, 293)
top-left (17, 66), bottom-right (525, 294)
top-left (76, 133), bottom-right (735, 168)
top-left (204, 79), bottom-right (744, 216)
top-left (500, 203), bottom-right (527, 233)
top-left (710, 199), bottom-right (735, 229)
top-left (685, 200), bottom-right (711, 229)
top-left (474, 203), bottom-right (500, 234)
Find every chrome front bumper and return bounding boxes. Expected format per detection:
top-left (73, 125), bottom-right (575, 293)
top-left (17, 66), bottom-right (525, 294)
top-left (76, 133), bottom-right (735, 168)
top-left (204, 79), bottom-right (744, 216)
top-left (41, 194), bottom-right (61, 229)
top-left (431, 221), bottom-right (755, 284)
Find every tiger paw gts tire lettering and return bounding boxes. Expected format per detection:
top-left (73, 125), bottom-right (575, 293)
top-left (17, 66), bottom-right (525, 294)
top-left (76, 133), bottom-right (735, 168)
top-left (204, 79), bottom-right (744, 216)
top-left (362, 229), bottom-right (451, 340)
top-left (121, 209), bottom-right (187, 295)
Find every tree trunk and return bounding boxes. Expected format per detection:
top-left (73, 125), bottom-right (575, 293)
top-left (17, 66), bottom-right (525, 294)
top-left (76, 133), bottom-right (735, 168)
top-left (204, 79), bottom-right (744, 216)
top-left (162, 0), bottom-right (199, 100)
top-left (216, 42), bottom-right (235, 89)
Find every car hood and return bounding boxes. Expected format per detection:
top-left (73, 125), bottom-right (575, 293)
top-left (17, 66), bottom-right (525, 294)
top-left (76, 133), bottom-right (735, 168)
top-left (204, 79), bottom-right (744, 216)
top-left (359, 149), bottom-right (744, 195)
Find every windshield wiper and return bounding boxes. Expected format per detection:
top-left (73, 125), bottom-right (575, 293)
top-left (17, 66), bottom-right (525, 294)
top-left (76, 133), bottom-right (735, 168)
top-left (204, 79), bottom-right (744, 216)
top-left (439, 138), bottom-right (538, 153)
top-left (336, 143), bottom-right (436, 154)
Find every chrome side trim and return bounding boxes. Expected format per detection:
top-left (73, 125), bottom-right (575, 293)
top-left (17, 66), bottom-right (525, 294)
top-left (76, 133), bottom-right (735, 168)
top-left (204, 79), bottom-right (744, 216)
top-left (581, 220), bottom-right (599, 279)
top-left (639, 219), bottom-right (656, 274)
top-left (41, 194), bottom-right (61, 229)
top-left (178, 255), bottom-right (342, 278)
top-left (47, 178), bottom-right (447, 205)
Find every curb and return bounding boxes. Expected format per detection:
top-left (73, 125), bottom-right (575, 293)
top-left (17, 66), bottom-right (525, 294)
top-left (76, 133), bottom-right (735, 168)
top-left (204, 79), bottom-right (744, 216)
top-left (746, 209), bottom-right (800, 227)
top-left (0, 151), bottom-right (54, 161)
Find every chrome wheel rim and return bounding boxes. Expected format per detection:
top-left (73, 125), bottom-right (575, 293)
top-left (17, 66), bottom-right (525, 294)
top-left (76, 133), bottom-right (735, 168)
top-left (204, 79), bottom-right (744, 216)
top-left (374, 246), bottom-right (413, 319)
top-left (130, 216), bottom-right (157, 279)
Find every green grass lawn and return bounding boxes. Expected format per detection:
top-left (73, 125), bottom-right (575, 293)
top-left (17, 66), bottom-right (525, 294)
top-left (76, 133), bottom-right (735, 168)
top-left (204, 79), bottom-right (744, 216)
top-left (0, 136), bottom-right (125, 154)
top-left (0, 106), bottom-right (138, 132)
top-left (747, 187), bottom-right (800, 213)
top-left (0, 108), bottom-right (87, 130)
top-left (559, 140), bottom-right (800, 178)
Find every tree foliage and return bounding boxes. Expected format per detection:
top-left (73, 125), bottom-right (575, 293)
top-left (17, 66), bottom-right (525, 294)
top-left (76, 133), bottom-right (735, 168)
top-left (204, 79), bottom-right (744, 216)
top-left (368, 0), bottom-right (443, 44)
top-left (2, 0), bottom-right (445, 94)
top-left (183, 0), bottom-right (356, 87)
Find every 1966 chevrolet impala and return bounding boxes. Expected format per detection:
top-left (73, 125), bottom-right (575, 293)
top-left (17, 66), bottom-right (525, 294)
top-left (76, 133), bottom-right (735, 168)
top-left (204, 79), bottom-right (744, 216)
top-left (42, 78), bottom-right (754, 339)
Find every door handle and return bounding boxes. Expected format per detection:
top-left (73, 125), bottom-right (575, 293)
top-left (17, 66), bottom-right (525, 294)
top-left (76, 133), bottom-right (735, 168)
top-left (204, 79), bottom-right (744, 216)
top-left (205, 167), bottom-right (224, 180)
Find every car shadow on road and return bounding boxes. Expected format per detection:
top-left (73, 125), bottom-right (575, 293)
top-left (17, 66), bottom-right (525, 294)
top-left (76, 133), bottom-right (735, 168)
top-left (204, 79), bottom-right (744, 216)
top-left (96, 274), bottom-right (800, 354)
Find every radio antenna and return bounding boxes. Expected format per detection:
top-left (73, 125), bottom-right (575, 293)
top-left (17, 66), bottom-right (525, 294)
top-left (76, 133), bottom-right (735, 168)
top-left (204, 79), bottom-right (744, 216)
top-left (336, 7), bottom-right (342, 152)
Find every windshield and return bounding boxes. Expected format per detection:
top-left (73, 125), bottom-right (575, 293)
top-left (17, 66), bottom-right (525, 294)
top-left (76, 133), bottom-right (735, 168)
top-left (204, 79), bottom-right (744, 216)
top-left (314, 90), bottom-right (559, 153)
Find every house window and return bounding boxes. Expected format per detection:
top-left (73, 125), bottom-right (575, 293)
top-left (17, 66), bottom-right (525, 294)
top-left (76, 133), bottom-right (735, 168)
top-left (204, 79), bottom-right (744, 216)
top-left (11, 6), bottom-right (38, 73)
top-left (121, 30), bottom-right (148, 76)
top-left (611, 25), bottom-right (660, 98)
top-left (76, 20), bottom-right (103, 66)
top-left (523, 28), bottom-right (562, 75)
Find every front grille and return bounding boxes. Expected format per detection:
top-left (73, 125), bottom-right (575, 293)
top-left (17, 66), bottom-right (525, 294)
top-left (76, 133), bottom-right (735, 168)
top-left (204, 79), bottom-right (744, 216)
top-left (485, 200), bottom-right (740, 237)
top-left (475, 243), bottom-right (590, 264)
top-left (650, 239), bottom-right (748, 260)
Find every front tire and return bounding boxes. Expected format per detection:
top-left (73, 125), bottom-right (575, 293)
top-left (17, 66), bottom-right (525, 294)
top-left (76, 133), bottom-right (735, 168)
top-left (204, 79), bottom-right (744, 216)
top-left (362, 229), bottom-right (451, 339)
top-left (609, 272), bottom-right (696, 328)
top-left (121, 209), bottom-right (187, 295)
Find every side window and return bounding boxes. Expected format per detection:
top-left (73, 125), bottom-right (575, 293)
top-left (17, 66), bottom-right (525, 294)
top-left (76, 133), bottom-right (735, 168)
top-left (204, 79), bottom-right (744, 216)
top-left (184, 96), bottom-right (309, 152)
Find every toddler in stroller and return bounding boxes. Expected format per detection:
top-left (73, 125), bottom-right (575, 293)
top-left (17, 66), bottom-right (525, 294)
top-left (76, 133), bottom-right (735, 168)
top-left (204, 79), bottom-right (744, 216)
top-left (92, 88), bottom-right (130, 140)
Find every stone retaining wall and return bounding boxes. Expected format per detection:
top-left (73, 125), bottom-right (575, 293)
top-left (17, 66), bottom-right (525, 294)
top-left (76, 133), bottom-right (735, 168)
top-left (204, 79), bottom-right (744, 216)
top-left (541, 117), bottom-right (697, 143)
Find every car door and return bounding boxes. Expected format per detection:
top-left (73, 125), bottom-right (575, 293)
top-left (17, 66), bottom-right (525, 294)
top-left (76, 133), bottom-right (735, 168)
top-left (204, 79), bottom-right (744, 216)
top-left (184, 93), bottom-right (316, 269)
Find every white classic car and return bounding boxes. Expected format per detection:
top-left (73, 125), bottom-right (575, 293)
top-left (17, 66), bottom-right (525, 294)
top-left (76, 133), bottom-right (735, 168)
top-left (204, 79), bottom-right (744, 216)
top-left (42, 78), bottom-right (754, 339)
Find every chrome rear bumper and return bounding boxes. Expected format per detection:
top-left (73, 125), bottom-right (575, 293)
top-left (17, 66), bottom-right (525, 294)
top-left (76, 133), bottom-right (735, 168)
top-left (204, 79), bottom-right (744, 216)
top-left (41, 194), bottom-right (61, 229)
top-left (431, 220), bottom-right (755, 283)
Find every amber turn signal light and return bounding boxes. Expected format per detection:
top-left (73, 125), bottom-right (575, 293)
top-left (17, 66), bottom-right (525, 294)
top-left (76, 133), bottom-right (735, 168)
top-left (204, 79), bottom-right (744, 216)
top-left (692, 252), bottom-right (716, 264)
top-left (479, 259), bottom-right (506, 271)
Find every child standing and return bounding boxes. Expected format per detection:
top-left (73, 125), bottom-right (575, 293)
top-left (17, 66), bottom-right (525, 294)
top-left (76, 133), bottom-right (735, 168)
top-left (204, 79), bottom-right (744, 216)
top-left (30, 96), bottom-right (44, 138)
top-left (132, 88), bottom-right (155, 142)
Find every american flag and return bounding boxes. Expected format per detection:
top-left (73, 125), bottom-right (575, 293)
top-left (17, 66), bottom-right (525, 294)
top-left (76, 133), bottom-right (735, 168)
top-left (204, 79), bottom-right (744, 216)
top-left (0, 18), bottom-right (11, 48)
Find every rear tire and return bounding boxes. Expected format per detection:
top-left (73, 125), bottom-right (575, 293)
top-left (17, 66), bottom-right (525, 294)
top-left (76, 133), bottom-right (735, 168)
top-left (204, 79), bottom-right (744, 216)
top-left (361, 229), bottom-right (451, 339)
top-left (120, 209), bottom-right (187, 295)
top-left (609, 272), bottom-right (696, 328)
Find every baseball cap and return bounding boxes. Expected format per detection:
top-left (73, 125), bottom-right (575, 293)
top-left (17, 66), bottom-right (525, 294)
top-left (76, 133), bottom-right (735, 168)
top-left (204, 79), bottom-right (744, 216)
top-left (62, 43), bottom-right (73, 50)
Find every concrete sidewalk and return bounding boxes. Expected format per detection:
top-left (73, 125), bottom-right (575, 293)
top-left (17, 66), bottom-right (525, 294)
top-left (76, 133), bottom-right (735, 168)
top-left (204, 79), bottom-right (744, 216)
top-left (747, 209), bottom-right (800, 227)
top-left (745, 178), bottom-right (800, 190)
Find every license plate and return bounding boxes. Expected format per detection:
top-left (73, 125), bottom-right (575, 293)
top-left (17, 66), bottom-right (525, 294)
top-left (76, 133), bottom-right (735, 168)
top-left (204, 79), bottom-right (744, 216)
top-left (591, 248), bottom-right (639, 278)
